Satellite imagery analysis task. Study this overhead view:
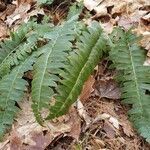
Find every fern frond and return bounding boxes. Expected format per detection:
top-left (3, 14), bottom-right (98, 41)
top-left (47, 21), bottom-right (107, 119)
top-left (0, 55), bottom-right (36, 139)
top-left (0, 22), bottom-right (37, 77)
top-left (31, 19), bottom-right (79, 124)
top-left (109, 28), bottom-right (150, 142)
top-left (37, 0), bottom-right (54, 5)
top-left (67, 1), bottom-right (83, 20)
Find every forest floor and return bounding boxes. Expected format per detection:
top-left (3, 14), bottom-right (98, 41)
top-left (0, 0), bottom-right (150, 149)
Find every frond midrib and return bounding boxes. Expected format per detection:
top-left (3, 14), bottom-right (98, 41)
top-left (35, 28), bottom-right (64, 112)
top-left (127, 42), bottom-right (143, 114)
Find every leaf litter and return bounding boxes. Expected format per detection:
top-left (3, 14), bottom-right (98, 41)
top-left (0, 0), bottom-right (150, 149)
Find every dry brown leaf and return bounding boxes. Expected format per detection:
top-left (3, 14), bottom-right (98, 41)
top-left (24, 8), bottom-right (45, 23)
top-left (84, 0), bottom-right (148, 16)
top-left (16, 0), bottom-right (35, 6)
top-left (95, 79), bottom-right (121, 100)
top-left (76, 100), bottom-right (92, 126)
top-left (0, 20), bottom-right (8, 39)
top-left (120, 115), bottom-right (134, 137)
top-left (0, 4), bottom-right (16, 21)
top-left (100, 21), bottom-right (114, 33)
top-left (140, 32), bottom-right (150, 51)
top-left (0, 96), bottom-right (78, 150)
top-left (109, 116), bottom-right (120, 129)
top-left (9, 131), bottom-right (22, 150)
top-left (118, 10), bottom-right (147, 29)
top-left (24, 131), bottom-right (51, 150)
top-left (89, 138), bottom-right (105, 149)
top-left (103, 121), bottom-right (116, 139)
top-left (68, 108), bottom-right (81, 140)
top-left (6, 3), bottom-right (31, 27)
top-left (79, 75), bottom-right (95, 102)
top-left (0, 1), bottom-right (6, 12)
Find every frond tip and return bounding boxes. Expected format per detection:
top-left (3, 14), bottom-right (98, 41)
top-left (109, 28), bottom-right (150, 142)
top-left (47, 21), bottom-right (107, 119)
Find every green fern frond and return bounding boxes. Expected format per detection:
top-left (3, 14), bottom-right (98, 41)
top-left (47, 21), bottom-right (107, 119)
top-left (37, 0), bottom-right (54, 5)
top-left (0, 22), bottom-right (37, 77)
top-left (31, 19), bottom-right (80, 124)
top-left (67, 1), bottom-right (83, 20)
top-left (0, 55), bottom-right (36, 139)
top-left (109, 28), bottom-right (150, 142)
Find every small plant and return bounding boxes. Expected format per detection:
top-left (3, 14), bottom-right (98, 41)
top-left (0, 4), bottom-right (149, 142)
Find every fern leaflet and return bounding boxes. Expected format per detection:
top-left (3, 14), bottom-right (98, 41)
top-left (0, 22), bottom-right (37, 77)
top-left (109, 28), bottom-right (150, 142)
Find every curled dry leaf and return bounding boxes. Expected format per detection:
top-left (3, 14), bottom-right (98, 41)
top-left (95, 79), bottom-right (121, 100)
top-left (76, 99), bottom-right (92, 126)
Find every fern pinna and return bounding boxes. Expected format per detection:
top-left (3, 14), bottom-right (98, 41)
top-left (0, 22), bottom-right (37, 78)
top-left (109, 28), bottom-right (150, 142)
top-left (47, 21), bottom-right (107, 119)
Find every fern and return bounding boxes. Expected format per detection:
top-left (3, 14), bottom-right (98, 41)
top-left (37, 0), bottom-right (54, 5)
top-left (67, 1), bottom-right (84, 20)
top-left (31, 19), bottom-right (80, 124)
top-left (47, 21), bottom-right (107, 119)
top-left (0, 20), bottom-right (53, 138)
top-left (0, 55), bottom-right (36, 139)
top-left (109, 28), bottom-right (150, 142)
top-left (0, 22), bottom-right (37, 77)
